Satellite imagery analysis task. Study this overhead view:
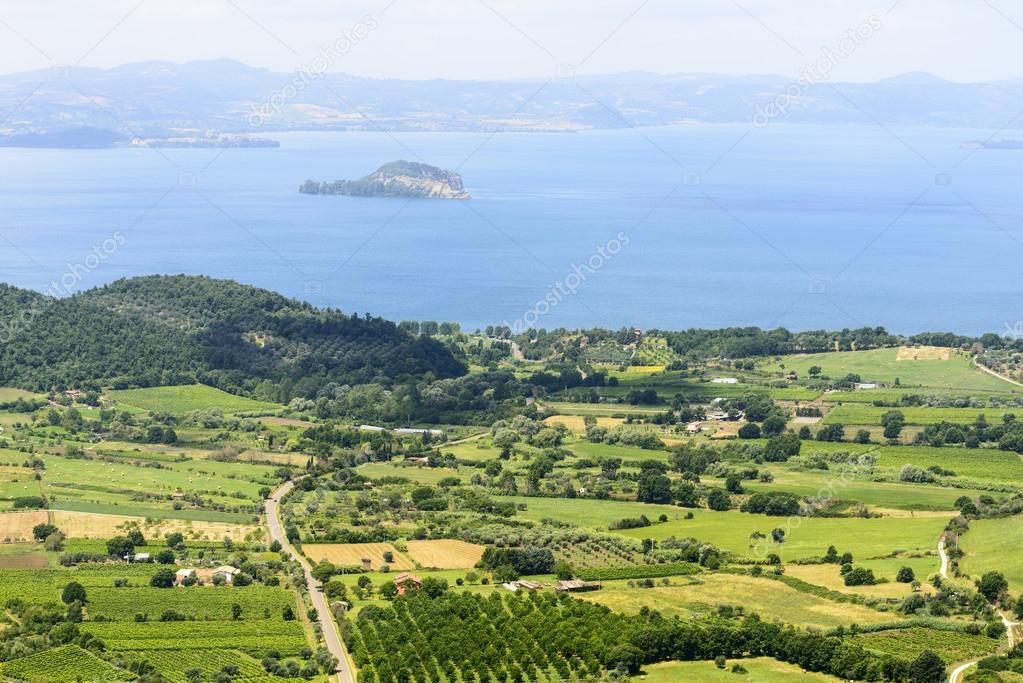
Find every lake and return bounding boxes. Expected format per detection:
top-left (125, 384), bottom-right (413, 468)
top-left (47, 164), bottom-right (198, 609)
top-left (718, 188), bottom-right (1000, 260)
top-left (0, 124), bottom-right (1019, 334)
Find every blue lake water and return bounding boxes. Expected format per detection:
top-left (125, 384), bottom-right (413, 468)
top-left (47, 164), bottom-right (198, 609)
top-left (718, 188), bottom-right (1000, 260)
top-left (0, 124), bottom-right (1020, 334)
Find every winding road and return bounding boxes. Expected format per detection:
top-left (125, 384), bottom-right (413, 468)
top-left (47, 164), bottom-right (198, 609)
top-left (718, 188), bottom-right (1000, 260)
top-left (940, 534), bottom-right (1020, 683)
top-left (267, 479), bottom-right (354, 683)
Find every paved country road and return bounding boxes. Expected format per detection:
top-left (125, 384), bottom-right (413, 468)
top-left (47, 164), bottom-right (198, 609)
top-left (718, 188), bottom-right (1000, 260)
top-left (267, 479), bottom-right (355, 683)
top-left (940, 533), bottom-right (1021, 683)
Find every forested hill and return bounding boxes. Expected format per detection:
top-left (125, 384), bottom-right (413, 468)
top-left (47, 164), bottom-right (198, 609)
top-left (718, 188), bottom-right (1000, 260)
top-left (0, 275), bottom-right (466, 397)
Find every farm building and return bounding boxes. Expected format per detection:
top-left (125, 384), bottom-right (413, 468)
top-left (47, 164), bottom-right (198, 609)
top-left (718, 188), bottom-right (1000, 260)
top-left (555, 580), bottom-right (601, 593)
top-left (175, 568), bottom-right (196, 585)
top-left (711, 377), bottom-right (738, 384)
top-left (854, 382), bottom-right (880, 390)
top-left (685, 422), bottom-right (703, 435)
top-left (394, 427), bottom-right (444, 436)
top-left (394, 573), bottom-right (423, 596)
top-left (132, 553), bottom-right (151, 563)
top-left (213, 565), bottom-right (240, 583)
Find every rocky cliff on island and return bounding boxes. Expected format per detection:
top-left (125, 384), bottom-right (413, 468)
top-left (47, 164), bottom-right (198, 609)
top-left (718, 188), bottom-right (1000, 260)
top-left (300, 161), bottom-right (470, 199)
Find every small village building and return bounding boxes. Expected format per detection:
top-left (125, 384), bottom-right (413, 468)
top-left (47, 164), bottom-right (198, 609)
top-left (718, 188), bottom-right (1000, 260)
top-left (394, 573), bottom-right (423, 596)
top-left (175, 568), bottom-right (196, 585)
top-left (711, 377), bottom-right (738, 384)
top-left (515, 580), bottom-right (542, 591)
top-left (360, 558), bottom-right (373, 571)
top-left (854, 382), bottom-right (880, 390)
top-left (555, 579), bottom-right (601, 593)
top-left (132, 553), bottom-right (152, 563)
top-left (685, 422), bottom-right (703, 435)
top-left (213, 565), bottom-right (240, 583)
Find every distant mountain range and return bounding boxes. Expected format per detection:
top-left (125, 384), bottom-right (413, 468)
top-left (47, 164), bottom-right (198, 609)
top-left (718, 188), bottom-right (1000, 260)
top-left (2, 59), bottom-right (1023, 143)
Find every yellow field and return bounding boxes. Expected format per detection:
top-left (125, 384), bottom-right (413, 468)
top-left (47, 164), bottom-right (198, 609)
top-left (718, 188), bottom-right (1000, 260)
top-left (405, 540), bottom-right (486, 569)
top-left (303, 543), bottom-right (414, 570)
top-left (51, 511), bottom-right (263, 542)
top-left (896, 346), bottom-right (952, 361)
top-left (236, 450), bottom-right (310, 466)
top-left (0, 511), bottom-right (48, 542)
top-left (577, 573), bottom-right (893, 630)
top-left (0, 387), bottom-right (42, 402)
top-left (543, 415), bottom-right (623, 432)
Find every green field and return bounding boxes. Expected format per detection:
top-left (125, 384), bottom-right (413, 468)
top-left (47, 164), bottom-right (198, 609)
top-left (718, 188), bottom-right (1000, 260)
top-left (822, 404), bottom-right (1023, 426)
top-left (107, 384), bottom-right (280, 415)
top-left (0, 644), bottom-right (134, 682)
top-left (614, 508), bottom-right (947, 561)
top-left (873, 445), bottom-right (1023, 485)
top-left (853, 627), bottom-right (999, 663)
top-left (764, 348), bottom-right (1018, 393)
top-left (545, 401), bottom-right (664, 416)
top-left (503, 495), bottom-right (683, 528)
top-left (357, 461), bottom-right (462, 485)
top-left (737, 468), bottom-right (974, 511)
top-left (639, 658), bottom-right (843, 682)
top-left (959, 515), bottom-right (1023, 592)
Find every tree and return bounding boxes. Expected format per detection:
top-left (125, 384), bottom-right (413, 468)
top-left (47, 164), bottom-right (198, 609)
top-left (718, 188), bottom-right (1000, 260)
top-left (882, 411), bottom-right (905, 440)
top-left (816, 424), bottom-right (845, 442)
top-left (896, 566), bottom-right (915, 583)
top-left (165, 532), bottom-right (185, 548)
top-left (672, 481), bottom-right (700, 507)
top-left (738, 422), bottom-right (761, 439)
top-left (61, 581), bottom-right (87, 604)
top-left (976, 571), bottom-right (1009, 603)
top-left (127, 528), bottom-right (146, 547)
top-left (707, 489), bottom-right (731, 511)
top-left (379, 581), bottom-right (397, 599)
top-left (106, 536), bottom-right (135, 559)
top-left (311, 562), bottom-right (338, 583)
top-left (420, 577), bottom-right (448, 598)
top-left (764, 432), bottom-right (801, 461)
top-left (32, 523), bottom-right (58, 542)
top-left (156, 549), bottom-right (176, 564)
top-left (761, 414), bottom-right (787, 437)
top-left (854, 429), bottom-right (871, 444)
top-left (637, 471), bottom-right (672, 503)
top-left (843, 567), bottom-right (877, 586)
top-left (44, 531), bottom-right (65, 552)
top-left (231, 603), bottom-right (242, 621)
top-left (907, 650), bottom-right (945, 683)
top-left (282, 605), bottom-right (295, 620)
top-left (553, 561), bottom-right (574, 580)
top-left (150, 568), bottom-right (177, 588)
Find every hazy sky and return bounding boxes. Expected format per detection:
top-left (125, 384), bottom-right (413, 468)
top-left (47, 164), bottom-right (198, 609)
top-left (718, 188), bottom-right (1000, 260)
top-left (1, 0), bottom-right (1021, 82)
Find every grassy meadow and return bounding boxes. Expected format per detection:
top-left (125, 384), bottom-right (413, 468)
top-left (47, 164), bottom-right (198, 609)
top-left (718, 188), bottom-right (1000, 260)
top-left (107, 384), bottom-right (280, 415)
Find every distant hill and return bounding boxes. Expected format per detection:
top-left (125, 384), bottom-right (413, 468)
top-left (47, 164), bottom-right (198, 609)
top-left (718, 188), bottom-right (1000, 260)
top-left (0, 275), bottom-right (466, 397)
top-left (300, 161), bottom-right (470, 199)
top-left (2, 59), bottom-right (1023, 142)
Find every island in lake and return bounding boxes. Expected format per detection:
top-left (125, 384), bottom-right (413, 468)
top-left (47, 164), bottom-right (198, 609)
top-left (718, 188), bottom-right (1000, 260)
top-left (300, 160), bottom-right (470, 199)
